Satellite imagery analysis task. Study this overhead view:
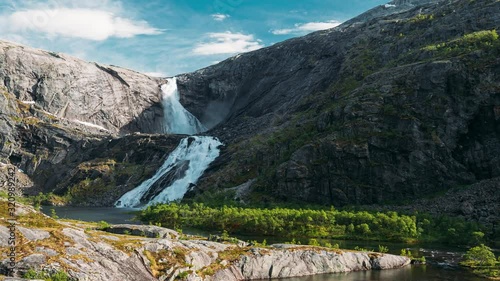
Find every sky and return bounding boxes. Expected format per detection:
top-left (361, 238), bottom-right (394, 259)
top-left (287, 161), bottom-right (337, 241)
top-left (0, 0), bottom-right (388, 77)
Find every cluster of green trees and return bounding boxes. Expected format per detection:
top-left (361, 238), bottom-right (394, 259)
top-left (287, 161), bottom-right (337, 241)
top-left (462, 244), bottom-right (500, 278)
top-left (141, 203), bottom-right (420, 241)
top-left (139, 203), bottom-right (486, 244)
top-left (414, 213), bottom-right (487, 245)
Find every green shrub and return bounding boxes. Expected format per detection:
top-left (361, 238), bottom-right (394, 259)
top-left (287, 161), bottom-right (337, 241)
top-left (462, 244), bottom-right (497, 267)
top-left (308, 238), bottom-right (320, 246)
top-left (23, 269), bottom-right (69, 281)
top-left (50, 271), bottom-right (69, 281)
top-left (410, 14), bottom-right (434, 23)
top-left (400, 248), bottom-right (412, 257)
top-left (97, 220), bottom-right (110, 230)
top-left (378, 245), bottom-right (389, 253)
top-left (422, 29), bottom-right (499, 57)
top-left (50, 208), bottom-right (58, 219)
top-left (176, 271), bottom-right (189, 279)
top-left (23, 269), bottom-right (39, 279)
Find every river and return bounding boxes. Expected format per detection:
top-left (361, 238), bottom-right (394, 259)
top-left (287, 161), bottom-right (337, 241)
top-left (41, 206), bottom-right (485, 281)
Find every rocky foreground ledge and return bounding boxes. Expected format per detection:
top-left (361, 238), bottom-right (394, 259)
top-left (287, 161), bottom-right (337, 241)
top-left (0, 201), bottom-right (409, 281)
top-left (207, 245), bottom-right (409, 281)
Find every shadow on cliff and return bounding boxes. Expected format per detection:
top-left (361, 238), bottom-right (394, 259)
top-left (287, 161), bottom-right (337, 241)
top-left (28, 133), bottom-right (184, 206)
top-left (119, 103), bottom-right (165, 135)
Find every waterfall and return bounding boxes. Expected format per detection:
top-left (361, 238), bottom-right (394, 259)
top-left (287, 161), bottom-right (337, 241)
top-left (115, 136), bottom-right (222, 208)
top-left (115, 77), bottom-right (222, 208)
top-left (162, 77), bottom-right (206, 134)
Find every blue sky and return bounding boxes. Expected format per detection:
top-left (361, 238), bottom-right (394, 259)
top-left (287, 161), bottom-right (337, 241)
top-left (0, 0), bottom-right (388, 77)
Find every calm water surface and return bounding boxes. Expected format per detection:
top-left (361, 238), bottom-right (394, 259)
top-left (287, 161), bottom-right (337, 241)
top-left (41, 206), bottom-right (485, 281)
top-left (41, 206), bottom-right (141, 225)
top-left (275, 265), bottom-right (485, 281)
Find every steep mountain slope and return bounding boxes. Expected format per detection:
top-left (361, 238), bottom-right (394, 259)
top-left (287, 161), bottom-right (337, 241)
top-left (178, 0), bottom-right (500, 206)
top-left (0, 0), bottom-right (498, 214)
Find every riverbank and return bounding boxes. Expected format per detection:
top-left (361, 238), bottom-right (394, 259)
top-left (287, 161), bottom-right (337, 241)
top-left (32, 202), bottom-right (500, 280)
top-left (0, 200), bottom-right (411, 281)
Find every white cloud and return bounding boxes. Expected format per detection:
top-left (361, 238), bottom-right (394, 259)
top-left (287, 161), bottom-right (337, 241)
top-left (193, 32), bottom-right (264, 55)
top-left (145, 72), bottom-right (167, 77)
top-left (0, 8), bottom-right (162, 41)
top-left (271, 20), bottom-right (342, 35)
top-left (211, 13), bottom-right (230, 21)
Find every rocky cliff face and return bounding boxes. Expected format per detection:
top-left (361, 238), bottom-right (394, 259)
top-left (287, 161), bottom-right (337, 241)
top-left (0, 41), bottom-right (180, 202)
top-left (0, 41), bottom-right (164, 135)
top-left (178, 0), bottom-right (500, 208)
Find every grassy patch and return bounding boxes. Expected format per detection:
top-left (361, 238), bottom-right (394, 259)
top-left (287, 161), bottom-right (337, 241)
top-left (143, 247), bottom-right (192, 278)
top-left (422, 29), bottom-right (499, 57)
top-left (409, 14), bottom-right (434, 23)
top-left (197, 246), bottom-right (251, 277)
top-left (23, 269), bottom-right (70, 281)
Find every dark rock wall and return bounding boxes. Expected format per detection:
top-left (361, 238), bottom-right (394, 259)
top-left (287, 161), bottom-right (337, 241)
top-left (32, 134), bottom-right (183, 206)
top-left (177, 0), bottom-right (500, 206)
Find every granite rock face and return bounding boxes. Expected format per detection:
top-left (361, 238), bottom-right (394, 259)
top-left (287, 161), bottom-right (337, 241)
top-left (377, 177), bottom-right (500, 229)
top-left (30, 134), bottom-right (184, 206)
top-left (177, 0), bottom-right (500, 209)
top-left (0, 41), bottom-right (165, 135)
top-left (207, 247), bottom-right (410, 281)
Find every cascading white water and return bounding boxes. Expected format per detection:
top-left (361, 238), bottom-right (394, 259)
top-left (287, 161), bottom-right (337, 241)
top-left (115, 136), bottom-right (222, 208)
top-left (162, 77), bottom-right (206, 134)
top-left (115, 77), bottom-right (222, 209)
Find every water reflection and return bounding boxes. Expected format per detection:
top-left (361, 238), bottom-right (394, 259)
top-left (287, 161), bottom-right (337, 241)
top-left (276, 265), bottom-right (483, 281)
top-left (40, 206), bottom-right (140, 225)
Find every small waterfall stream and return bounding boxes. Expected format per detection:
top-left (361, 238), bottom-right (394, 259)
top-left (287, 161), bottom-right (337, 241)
top-left (115, 78), bottom-right (222, 208)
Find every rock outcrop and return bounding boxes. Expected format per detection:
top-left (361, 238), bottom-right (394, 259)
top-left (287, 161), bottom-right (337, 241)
top-left (31, 134), bottom-right (184, 206)
top-left (0, 41), bottom-right (165, 135)
top-left (0, 200), bottom-right (410, 281)
top-left (209, 245), bottom-right (409, 281)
